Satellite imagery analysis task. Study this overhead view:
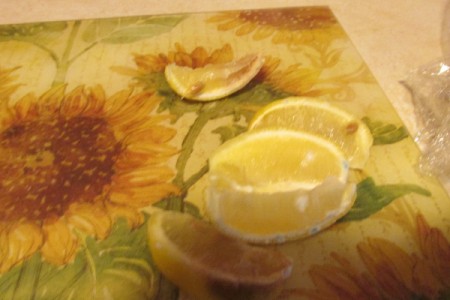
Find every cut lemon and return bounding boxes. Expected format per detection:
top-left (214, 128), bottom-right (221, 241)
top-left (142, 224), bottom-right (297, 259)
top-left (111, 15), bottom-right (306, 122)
top-left (164, 54), bottom-right (264, 101)
top-left (208, 129), bottom-right (349, 192)
top-left (147, 210), bottom-right (293, 300)
top-left (206, 176), bottom-right (356, 244)
top-left (205, 129), bottom-right (354, 244)
top-left (249, 97), bottom-right (373, 169)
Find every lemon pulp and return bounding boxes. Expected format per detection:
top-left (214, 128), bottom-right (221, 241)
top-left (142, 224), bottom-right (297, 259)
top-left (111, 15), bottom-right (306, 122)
top-left (209, 129), bottom-right (349, 192)
top-left (249, 97), bottom-right (373, 169)
top-left (205, 129), bottom-right (355, 244)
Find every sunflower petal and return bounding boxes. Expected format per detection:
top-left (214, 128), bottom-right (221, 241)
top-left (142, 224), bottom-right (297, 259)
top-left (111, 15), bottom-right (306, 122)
top-left (66, 203), bottom-right (112, 240)
top-left (253, 26), bottom-right (275, 40)
top-left (41, 217), bottom-right (79, 265)
top-left (113, 165), bottom-right (175, 187)
top-left (37, 84), bottom-right (66, 115)
top-left (60, 85), bottom-right (89, 117)
top-left (125, 141), bottom-right (178, 158)
top-left (236, 22), bottom-right (257, 36)
top-left (106, 203), bottom-right (144, 229)
top-left (110, 183), bottom-right (179, 207)
top-left (134, 54), bottom-right (167, 73)
top-left (126, 126), bottom-right (177, 144)
top-left (411, 255), bottom-right (442, 299)
top-left (358, 238), bottom-right (414, 298)
top-left (0, 222), bottom-right (43, 273)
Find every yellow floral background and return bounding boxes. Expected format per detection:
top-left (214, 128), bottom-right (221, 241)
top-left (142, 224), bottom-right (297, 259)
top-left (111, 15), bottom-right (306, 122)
top-left (0, 6), bottom-right (448, 299)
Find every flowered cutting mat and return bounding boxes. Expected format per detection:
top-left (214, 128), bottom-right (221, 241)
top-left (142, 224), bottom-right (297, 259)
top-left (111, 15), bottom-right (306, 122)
top-left (0, 6), bottom-right (449, 299)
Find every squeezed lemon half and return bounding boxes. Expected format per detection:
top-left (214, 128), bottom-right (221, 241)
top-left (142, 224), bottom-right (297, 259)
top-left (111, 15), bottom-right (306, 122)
top-left (249, 97), bottom-right (373, 169)
top-left (148, 210), bottom-right (293, 300)
top-left (164, 54), bottom-right (264, 101)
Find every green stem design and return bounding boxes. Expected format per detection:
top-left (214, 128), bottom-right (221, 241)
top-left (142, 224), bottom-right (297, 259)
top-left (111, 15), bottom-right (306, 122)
top-left (75, 231), bottom-right (98, 298)
top-left (11, 254), bottom-right (42, 300)
top-left (173, 101), bottom-right (233, 193)
top-left (31, 43), bottom-right (60, 66)
top-left (172, 103), bottom-right (210, 189)
top-left (67, 40), bottom-right (99, 66)
top-left (52, 21), bottom-right (81, 86)
top-left (183, 164), bottom-right (208, 193)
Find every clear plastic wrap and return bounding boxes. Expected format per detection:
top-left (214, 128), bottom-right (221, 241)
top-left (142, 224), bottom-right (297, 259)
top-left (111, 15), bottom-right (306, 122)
top-left (403, 60), bottom-right (450, 182)
top-left (400, 2), bottom-right (450, 184)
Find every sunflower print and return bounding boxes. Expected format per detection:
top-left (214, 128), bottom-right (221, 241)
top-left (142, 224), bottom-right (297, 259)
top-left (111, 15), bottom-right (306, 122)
top-left (0, 67), bottom-right (20, 103)
top-left (257, 56), bottom-right (322, 96)
top-left (207, 7), bottom-right (345, 50)
top-left (129, 43), bottom-right (318, 97)
top-left (126, 43), bottom-right (374, 102)
top-left (0, 84), bottom-right (179, 273)
top-left (132, 43), bottom-right (233, 74)
top-left (281, 214), bottom-right (450, 299)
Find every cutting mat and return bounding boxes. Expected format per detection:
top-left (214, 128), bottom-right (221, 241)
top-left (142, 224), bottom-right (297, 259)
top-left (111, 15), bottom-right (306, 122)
top-left (0, 6), bottom-right (449, 299)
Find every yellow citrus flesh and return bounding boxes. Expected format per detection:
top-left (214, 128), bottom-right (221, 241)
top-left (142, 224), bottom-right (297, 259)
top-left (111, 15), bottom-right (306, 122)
top-left (164, 54), bottom-right (264, 101)
top-left (205, 129), bottom-right (354, 244)
top-left (208, 129), bottom-right (349, 192)
top-left (147, 210), bottom-right (293, 300)
top-left (248, 97), bottom-right (373, 169)
top-left (206, 177), bottom-right (356, 244)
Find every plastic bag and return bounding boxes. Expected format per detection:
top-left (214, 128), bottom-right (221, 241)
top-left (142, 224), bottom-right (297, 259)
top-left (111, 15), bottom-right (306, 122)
top-left (402, 59), bottom-right (450, 182)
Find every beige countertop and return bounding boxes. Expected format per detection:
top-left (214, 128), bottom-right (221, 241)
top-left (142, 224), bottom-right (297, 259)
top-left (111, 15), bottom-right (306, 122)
top-left (0, 0), bottom-right (448, 190)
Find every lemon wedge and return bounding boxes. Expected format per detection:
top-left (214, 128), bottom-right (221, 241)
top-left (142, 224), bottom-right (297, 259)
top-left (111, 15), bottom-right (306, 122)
top-left (147, 210), bottom-right (293, 300)
top-left (206, 176), bottom-right (355, 244)
top-left (164, 54), bottom-right (264, 101)
top-left (205, 129), bottom-right (354, 244)
top-left (249, 97), bottom-right (373, 169)
top-left (208, 129), bottom-right (349, 192)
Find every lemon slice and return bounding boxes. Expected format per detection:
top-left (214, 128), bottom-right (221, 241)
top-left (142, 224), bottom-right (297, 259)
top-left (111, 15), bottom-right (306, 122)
top-left (148, 210), bottom-right (293, 300)
top-left (208, 129), bottom-right (349, 192)
top-left (205, 129), bottom-right (354, 244)
top-left (249, 97), bottom-right (373, 169)
top-left (164, 54), bottom-right (264, 101)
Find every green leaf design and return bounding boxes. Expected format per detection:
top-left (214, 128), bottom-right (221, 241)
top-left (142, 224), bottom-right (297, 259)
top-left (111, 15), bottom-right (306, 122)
top-left (136, 65), bottom-right (288, 191)
top-left (339, 177), bottom-right (431, 222)
top-left (0, 252), bottom-right (43, 299)
top-left (0, 22), bottom-right (67, 40)
top-left (362, 117), bottom-right (409, 145)
top-left (0, 217), bottom-right (178, 300)
top-left (82, 15), bottom-right (185, 44)
top-left (213, 124), bottom-right (247, 143)
top-left (0, 22), bottom-right (68, 51)
top-left (225, 83), bottom-right (289, 123)
top-left (167, 83), bottom-right (288, 188)
top-left (157, 81), bottom-right (288, 121)
top-left (154, 196), bottom-right (202, 219)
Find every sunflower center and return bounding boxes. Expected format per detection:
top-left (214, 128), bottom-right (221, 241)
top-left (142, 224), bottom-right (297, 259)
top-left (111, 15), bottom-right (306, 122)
top-left (238, 9), bottom-right (336, 30)
top-left (0, 116), bottom-right (121, 223)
